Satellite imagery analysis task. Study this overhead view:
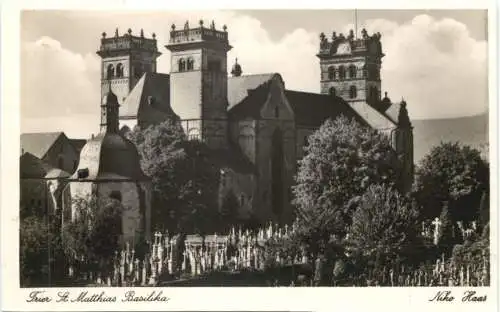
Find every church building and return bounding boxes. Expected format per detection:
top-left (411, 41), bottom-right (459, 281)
top-left (95, 21), bottom-right (414, 225)
top-left (62, 87), bottom-right (152, 244)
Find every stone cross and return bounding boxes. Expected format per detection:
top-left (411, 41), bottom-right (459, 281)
top-left (432, 217), bottom-right (441, 245)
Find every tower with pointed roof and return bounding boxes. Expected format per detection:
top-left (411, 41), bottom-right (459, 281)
top-left (165, 20), bottom-right (232, 149)
top-left (64, 89), bottom-right (152, 244)
top-left (96, 28), bottom-right (161, 108)
top-left (317, 28), bottom-right (384, 108)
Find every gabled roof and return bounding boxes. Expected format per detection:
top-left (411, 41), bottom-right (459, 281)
top-left (70, 139), bottom-right (87, 154)
top-left (20, 132), bottom-right (64, 159)
top-left (284, 90), bottom-right (367, 128)
top-left (384, 101), bottom-right (401, 125)
top-left (347, 101), bottom-right (397, 131)
top-left (228, 83), bottom-right (271, 120)
top-left (121, 72), bottom-right (178, 120)
top-left (227, 73), bottom-right (278, 109)
top-left (20, 152), bottom-right (51, 178)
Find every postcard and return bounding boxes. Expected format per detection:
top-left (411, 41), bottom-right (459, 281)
top-left (1, 1), bottom-right (497, 312)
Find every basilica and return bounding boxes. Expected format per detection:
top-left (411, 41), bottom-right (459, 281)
top-left (20, 20), bottom-right (414, 240)
top-left (95, 21), bottom-right (413, 225)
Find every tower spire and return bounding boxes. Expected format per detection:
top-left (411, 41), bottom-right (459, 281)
top-left (354, 9), bottom-right (358, 39)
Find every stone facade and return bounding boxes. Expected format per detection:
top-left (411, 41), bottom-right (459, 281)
top-left (63, 91), bottom-right (152, 245)
top-left (94, 22), bottom-right (414, 226)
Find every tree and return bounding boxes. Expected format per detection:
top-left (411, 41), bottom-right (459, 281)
top-left (61, 196), bottom-right (122, 273)
top-left (20, 215), bottom-right (52, 286)
top-left (127, 120), bottom-right (221, 234)
top-left (219, 190), bottom-right (240, 232)
top-left (347, 184), bottom-right (420, 270)
top-left (414, 142), bottom-right (489, 222)
top-left (292, 116), bottom-right (398, 246)
top-left (437, 202), bottom-right (456, 254)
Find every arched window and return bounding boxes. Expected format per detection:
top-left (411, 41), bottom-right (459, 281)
top-left (116, 63), bottom-right (124, 78)
top-left (187, 128), bottom-right (200, 141)
top-left (338, 65), bottom-right (346, 79)
top-left (178, 58), bottom-right (186, 72)
top-left (187, 58), bottom-right (194, 70)
top-left (349, 85), bottom-right (357, 99)
top-left (274, 106), bottom-right (280, 118)
top-left (328, 66), bottom-right (335, 80)
top-left (271, 128), bottom-right (284, 215)
top-left (348, 65), bottom-right (357, 79)
top-left (369, 86), bottom-right (379, 101)
top-left (329, 87), bottom-right (336, 97)
top-left (106, 64), bottom-right (115, 79)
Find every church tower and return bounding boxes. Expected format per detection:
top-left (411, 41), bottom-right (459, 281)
top-left (165, 20), bottom-right (232, 149)
top-left (96, 28), bottom-right (161, 106)
top-left (317, 28), bottom-right (384, 108)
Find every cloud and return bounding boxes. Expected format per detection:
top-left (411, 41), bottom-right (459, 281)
top-left (21, 12), bottom-right (488, 138)
top-left (364, 15), bottom-right (488, 120)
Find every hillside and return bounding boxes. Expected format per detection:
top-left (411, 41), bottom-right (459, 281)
top-left (412, 112), bottom-right (489, 164)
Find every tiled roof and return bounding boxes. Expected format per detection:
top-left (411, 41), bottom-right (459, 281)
top-left (348, 101), bottom-right (396, 131)
top-left (121, 72), bottom-right (178, 120)
top-left (284, 90), bottom-right (367, 128)
top-left (227, 73), bottom-right (277, 109)
top-left (228, 83), bottom-right (271, 120)
top-left (20, 132), bottom-right (64, 159)
top-left (384, 101), bottom-right (401, 125)
top-left (20, 152), bottom-right (52, 178)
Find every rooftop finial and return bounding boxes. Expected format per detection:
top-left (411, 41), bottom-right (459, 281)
top-left (171, 23), bottom-right (176, 31)
top-left (231, 57), bottom-right (242, 77)
top-left (184, 20), bottom-right (189, 31)
top-left (348, 29), bottom-right (354, 40)
top-left (152, 32), bottom-right (156, 39)
top-left (361, 28), bottom-right (368, 39)
top-left (102, 32), bottom-right (106, 38)
top-left (140, 29), bottom-right (144, 37)
top-left (223, 24), bottom-right (227, 32)
top-left (115, 28), bottom-right (119, 37)
top-left (385, 91), bottom-right (388, 98)
top-left (199, 19), bottom-right (204, 27)
top-left (211, 20), bottom-right (216, 30)
top-left (128, 28), bottom-right (132, 35)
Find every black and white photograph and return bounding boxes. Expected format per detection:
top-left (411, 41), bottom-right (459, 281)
top-left (14, 8), bottom-right (493, 292)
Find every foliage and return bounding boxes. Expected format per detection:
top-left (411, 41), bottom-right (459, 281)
top-left (451, 235), bottom-right (489, 271)
top-left (127, 120), bottom-right (221, 234)
top-left (437, 203), bottom-right (456, 254)
top-left (414, 142), bottom-right (489, 221)
top-left (20, 215), bottom-right (53, 285)
top-left (61, 196), bottom-right (122, 271)
top-left (292, 116), bottom-right (398, 251)
top-left (347, 184), bottom-right (420, 269)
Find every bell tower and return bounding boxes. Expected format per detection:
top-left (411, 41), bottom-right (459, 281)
top-left (96, 28), bottom-right (161, 106)
top-left (165, 20), bottom-right (232, 149)
top-left (317, 28), bottom-right (384, 108)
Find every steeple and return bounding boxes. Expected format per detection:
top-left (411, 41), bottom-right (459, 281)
top-left (100, 84), bottom-right (120, 134)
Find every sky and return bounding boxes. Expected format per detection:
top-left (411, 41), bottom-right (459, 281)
top-left (20, 9), bottom-right (489, 139)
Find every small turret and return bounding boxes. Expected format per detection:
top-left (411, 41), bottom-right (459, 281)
top-left (231, 58), bottom-right (242, 77)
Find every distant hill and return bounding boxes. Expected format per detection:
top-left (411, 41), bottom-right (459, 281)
top-left (412, 112), bottom-right (489, 164)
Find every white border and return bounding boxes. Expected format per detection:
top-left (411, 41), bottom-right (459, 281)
top-left (1, 0), bottom-right (498, 311)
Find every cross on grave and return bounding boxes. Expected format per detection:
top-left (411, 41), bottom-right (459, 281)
top-left (432, 217), bottom-right (441, 245)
